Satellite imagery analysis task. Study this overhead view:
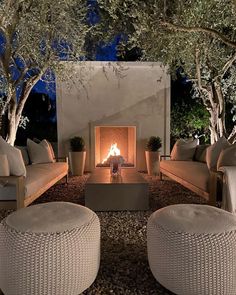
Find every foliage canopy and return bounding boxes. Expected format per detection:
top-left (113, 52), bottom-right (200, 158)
top-left (0, 0), bottom-right (95, 144)
top-left (98, 0), bottom-right (236, 142)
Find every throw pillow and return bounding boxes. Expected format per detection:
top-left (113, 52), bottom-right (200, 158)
top-left (47, 140), bottom-right (55, 160)
top-left (0, 136), bottom-right (26, 176)
top-left (194, 144), bottom-right (210, 163)
top-left (217, 144), bottom-right (236, 170)
top-left (32, 138), bottom-right (55, 160)
top-left (16, 146), bottom-right (30, 166)
top-left (41, 139), bottom-right (56, 162)
top-left (171, 138), bottom-right (199, 161)
top-left (0, 154), bottom-right (10, 176)
top-left (27, 139), bottom-right (54, 164)
top-left (206, 136), bottom-right (230, 170)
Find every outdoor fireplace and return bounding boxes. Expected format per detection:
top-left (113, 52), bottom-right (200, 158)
top-left (57, 61), bottom-right (170, 171)
top-left (95, 126), bottom-right (136, 168)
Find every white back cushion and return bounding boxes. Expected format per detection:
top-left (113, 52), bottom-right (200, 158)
top-left (27, 139), bottom-right (54, 164)
top-left (217, 144), bottom-right (236, 170)
top-left (0, 137), bottom-right (26, 176)
top-left (171, 138), bottom-right (199, 161)
top-left (206, 136), bottom-right (230, 170)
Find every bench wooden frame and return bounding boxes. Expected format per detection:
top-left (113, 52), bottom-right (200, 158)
top-left (159, 155), bottom-right (220, 206)
top-left (0, 157), bottom-right (68, 210)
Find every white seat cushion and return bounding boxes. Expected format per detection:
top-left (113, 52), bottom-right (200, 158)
top-left (25, 162), bottom-right (68, 197)
top-left (0, 162), bottom-right (68, 201)
top-left (160, 160), bottom-right (210, 192)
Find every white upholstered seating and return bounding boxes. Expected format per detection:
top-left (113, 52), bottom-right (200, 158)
top-left (147, 204), bottom-right (236, 295)
top-left (0, 202), bottom-right (101, 295)
top-left (0, 162), bottom-right (68, 201)
top-left (219, 166), bottom-right (236, 214)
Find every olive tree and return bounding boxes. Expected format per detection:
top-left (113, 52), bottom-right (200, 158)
top-left (0, 0), bottom-right (92, 145)
top-left (98, 0), bottom-right (236, 143)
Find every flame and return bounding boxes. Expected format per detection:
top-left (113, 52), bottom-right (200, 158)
top-left (102, 143), bottom-right (121, 164)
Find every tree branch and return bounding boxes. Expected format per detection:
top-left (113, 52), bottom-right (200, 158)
top-left (220, 51), bottom-right (236, 77)
top-left (13, 67), bottom-right (29, 87)
top-left (195, 48), bottom-right (214, 109)
top-left (161, 21), bottom-right (236, 49)
top-left (228, 125), bottom-right (236, 143)
top-left (16, 70), bottom-right (45, 119)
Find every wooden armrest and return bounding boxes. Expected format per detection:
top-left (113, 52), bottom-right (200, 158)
top-left (0, 176), bottom-right (25, 209)
top-left (209, 169), bottom-right (223, 179)
top-left (160, 155), bottom-right (171, 161)
top-left (55, 157), bottom-right (68, 163)
top-left (0, 175), bottom-right (24, 184)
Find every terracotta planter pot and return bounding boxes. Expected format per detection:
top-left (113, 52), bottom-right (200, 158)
top-left (145, 151), bottom-right (160, 176)
top-left (69, 151), bottom-right (86, 176)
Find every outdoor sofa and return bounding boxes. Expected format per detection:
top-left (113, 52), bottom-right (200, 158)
top-left (0, 138), bottom-right (68, 210)
top-left (160, 137), bottom-right (234, 206)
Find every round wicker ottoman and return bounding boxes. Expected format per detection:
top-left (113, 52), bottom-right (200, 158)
top-left (0, 202), bottom-right (100, 295)
top-left (147, 204), bottom-right (236, 295)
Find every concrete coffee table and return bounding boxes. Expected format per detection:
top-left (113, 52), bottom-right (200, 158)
top-left (85, 169), bottom-right (149, 211)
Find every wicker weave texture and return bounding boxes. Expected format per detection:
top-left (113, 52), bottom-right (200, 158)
top-left (0, 214), bottom-right (100, 295)
top-left (147, 216), bottom-right (236, 295)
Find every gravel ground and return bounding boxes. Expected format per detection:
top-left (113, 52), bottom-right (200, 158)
top-left (0, 173), bottom-right (207, 295)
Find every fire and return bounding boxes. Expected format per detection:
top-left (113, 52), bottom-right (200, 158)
top-left (102, 143), bottom-right (121, 164)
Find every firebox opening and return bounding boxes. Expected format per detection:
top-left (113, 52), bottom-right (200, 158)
top-left (95, 126), bottom-right (136, 168)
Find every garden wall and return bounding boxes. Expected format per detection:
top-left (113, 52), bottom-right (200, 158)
top-left (56, 61), bottom-right (170, 171)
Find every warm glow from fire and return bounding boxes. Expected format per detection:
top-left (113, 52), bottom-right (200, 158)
top-left (102, 143), bottom-right (121, 163)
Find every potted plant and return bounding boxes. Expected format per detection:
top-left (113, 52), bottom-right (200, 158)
top-left (69, 136), bottom-right (86, 176)
top-left (145, 136), bottom-right (162, 176)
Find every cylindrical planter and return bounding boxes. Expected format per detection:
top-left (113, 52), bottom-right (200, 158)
top-left (69, 151), bottom-right (86, 176)
top-left (145, 151), bottom-right (160, 176)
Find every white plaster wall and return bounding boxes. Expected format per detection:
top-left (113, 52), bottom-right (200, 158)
top-left (56, 61), bottom-right (170, 171)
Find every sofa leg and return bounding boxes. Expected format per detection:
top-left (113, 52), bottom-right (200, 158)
top-left (65, 174), bottom-right (69, 185)
top-left (209, 170), bottom-right (218, 206)
top-left (160, 172), bottom-right (163, 181)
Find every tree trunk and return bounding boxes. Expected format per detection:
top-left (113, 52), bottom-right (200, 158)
top-left (208, 105), bottom-right (219, 144)
top-left (4, 74), bottom-right (43, 146)
top-left (6, 101), bottom-right (17, 146)
top-left (195, 49), bottom-right (227, 144)
top-left (228, 125), bottom-right (236, 143)
top-left (207, 96), bottom-right (226, 144)
top-left (198, 83), bottom-right (226, 144)
top-left (214, 81), bottom-right (226, 138)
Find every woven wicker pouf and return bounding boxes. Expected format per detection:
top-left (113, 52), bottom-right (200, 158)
top-left (147, 204), bottom-right (236, 295)
top-left (0, 202), bottom-right (100, 295)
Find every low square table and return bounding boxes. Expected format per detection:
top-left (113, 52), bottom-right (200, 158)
top-left (85, 168), bottom-right (149, 211)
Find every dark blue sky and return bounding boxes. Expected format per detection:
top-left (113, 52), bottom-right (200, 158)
top-left (0, 0), bottom-right (120, 101)
top-left (34, 36), bottom-right (120, 100)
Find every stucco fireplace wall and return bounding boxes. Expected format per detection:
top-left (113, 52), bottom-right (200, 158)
top-left (56, 61), bottom-right (170, 171)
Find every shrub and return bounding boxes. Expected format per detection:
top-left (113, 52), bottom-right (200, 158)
top-left (147, 136), bottom-right (162, 151)
top-left (70, 136), bottom-right (85, 152)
